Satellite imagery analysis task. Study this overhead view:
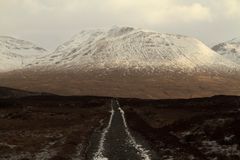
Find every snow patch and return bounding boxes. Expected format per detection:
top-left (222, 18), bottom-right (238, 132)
top-left (201, 140), bottom-right (240, 157)
top-left (71, 144), bottom-right (83, 160)
top-left (93, 104), bottom-right (114, 160)
top-left (35, 141), bottom-right (58, 160)
top-left (0, 142), bottom-right (16, 149)
top-left (118, 102), bottom-right (151, 160)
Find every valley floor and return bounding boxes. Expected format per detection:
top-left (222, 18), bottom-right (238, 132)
top-left (0, 95), bottom-right (240, 160)
top-left (0, 96), bottom-right (109, 160)
top-left (121, 96), bottom-right (240, 160)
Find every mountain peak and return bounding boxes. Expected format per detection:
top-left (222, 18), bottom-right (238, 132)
top-left (0, 36), bottom-right (48, 54)
top-left (0, 36), bottom-right (48, 72)
top-left (229, 37), bottom-right (240, 43)
top-left (212, 37), bottom-right (240, 65)
top-left (33, 27), bottom-right (239, 74)
top-left (107, 26), bottom-right (135, 36)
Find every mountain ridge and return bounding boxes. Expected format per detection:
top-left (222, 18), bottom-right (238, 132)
top-left (212, 37), bottom-right (240, 65)
top-left (1, 27), bottom-right (240, 99)
top-left (0, 36), bottom-right (48, 72)
top-left (31, 27), bottom-right (239, 74)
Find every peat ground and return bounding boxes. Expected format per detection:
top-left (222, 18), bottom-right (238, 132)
top-left (1, 87), bottom-right (240, 160)
top-left (121, 96), bottom-right (240, 160)
top-left (0, 95), bottom-right (110, 160)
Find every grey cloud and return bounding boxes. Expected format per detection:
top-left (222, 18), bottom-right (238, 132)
top-left (0, 0), bottom-right (239, 50)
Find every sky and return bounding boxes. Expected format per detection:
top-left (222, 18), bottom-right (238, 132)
top-left (0, 0), bottom-right (240, 50)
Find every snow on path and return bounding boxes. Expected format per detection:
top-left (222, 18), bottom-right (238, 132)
top-left (93, 101), bottom-right (115, 160)
top-left (117, 101), bottom-right (151, 160)
top-left (93, 99), bottom-right (151, 160)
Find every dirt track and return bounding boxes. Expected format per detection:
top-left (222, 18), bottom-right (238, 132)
top-left (1, 95), bottom-right (240, 160)
top-left (86, 99), bottom-right (157, 160)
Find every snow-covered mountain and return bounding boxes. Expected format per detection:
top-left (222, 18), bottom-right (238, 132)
top-left (0, 36), bottom-right (48, 72)
top-left (33, 27), bottom-right (239, 74)
top-left (0, 27), bottom-right (240, 99)
top-left (212, 38), bottom-right (240, 65)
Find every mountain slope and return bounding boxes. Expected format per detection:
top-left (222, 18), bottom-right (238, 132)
top-left (0, 36), bottom-right (48, 72)
top-left (0, 27), bottom-right (240, 99)
top-left (212, 38), bottom-right (240, 65)
top-left (33, 27), bottom-right (238, 73)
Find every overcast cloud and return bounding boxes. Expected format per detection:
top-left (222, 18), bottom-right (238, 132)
top-left (0, 0), bottom-right (240, 50)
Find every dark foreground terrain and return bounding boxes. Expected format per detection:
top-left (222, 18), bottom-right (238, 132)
top-left (121, 96), bottom-right (240, 160)
top-left (0, 95), bottom-right (110, 160)
top-left (0, 87), bottom-right (240, 160)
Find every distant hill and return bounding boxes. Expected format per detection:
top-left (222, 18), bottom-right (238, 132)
top-left (212, 37), bottom-right (240, 65)
top-left (0, 27), bottom-right (240, 99)
top-left (0, 36), bottom-right (48, 72)
top-left (0, 87), bottom-right (46, 99)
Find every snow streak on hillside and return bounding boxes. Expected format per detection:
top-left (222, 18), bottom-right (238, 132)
top-left (1, 27), bottom-right (239, 74)
top-left (33, 27), bottom-right (239, 73)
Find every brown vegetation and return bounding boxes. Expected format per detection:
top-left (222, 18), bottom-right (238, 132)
top-left (0, 96), bottom-right (110, 160)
